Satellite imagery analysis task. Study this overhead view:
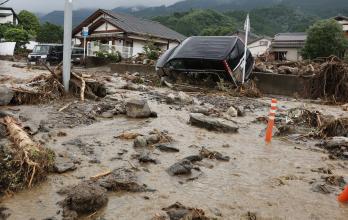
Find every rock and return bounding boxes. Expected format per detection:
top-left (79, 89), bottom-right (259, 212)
top-left (167, 160), bottom-right (193, 176)
top-left (0, 124), bottom-right (6, 139)
top-left (163, 202), bottom-right (211, 220)
top-left (155, 144), bottom-right (180, 153)
top-left (235, 106), bottom-right (246, 117)
top-left (97, 167), bottom-right (147, 192)
top-left (178, 92), bottom-right (193, 104)
top-left (100, 110), bottom-right (114, 118)
top-left (190, 105), bottom-right (210, 115)
top-left (138, 151), bottom-right (158, 164)
top-left (134, 136), bottom-right (148, 148)
top-left (0, 110), bottom-right (16, 118)
top-left (226, 107), bottom-right (238, 117)
top-left (189, 113), bottom-right (239, 133)
top-left (145, 134), bottom-right (161, 145)
top-left (343, 104), bottom-right (348, 111)
top-left (183, 155), bottom-right (203, 162)
top-left (126, 99), bottom-right (156, 118)
top-left (54, 156), bottom-right (77, 174)
top-left (0, 86), bottom-right (14, 106)
top-left (166, 93), bottom-right (176, 104)
top-left (200, 147), bottom-right (230, 161)
top-left (60, 181), bottom-right (108, 215)
top-left (0, 207), bottom-right (11, 220)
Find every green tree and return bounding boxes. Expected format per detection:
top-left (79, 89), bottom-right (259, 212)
top-left (302, 19), bottom-right (348, 59)
top-left (36, 22), bottom-right (63, 43)
top-left (4, 27), bottom-right (30, 51)
top-left (18, 10), bottom-right (40, 36)
top-left (0, 23), bottom-right (15, 39)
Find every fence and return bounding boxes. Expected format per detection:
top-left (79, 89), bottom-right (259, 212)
top-left (87, 42), bottom-right (133, 59)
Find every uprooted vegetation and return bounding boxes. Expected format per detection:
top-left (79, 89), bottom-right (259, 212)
top-left (276, 108), bottom-right (348, 138)
top-left (0, 116), bottom-right (55, 197)
top-left (307, 57), bottom-right (348, 103)
top-left (9, 63), bottom-right (106, 105)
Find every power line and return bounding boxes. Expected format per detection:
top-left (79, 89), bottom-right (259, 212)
top-left (0, 0), bottom-right (10, 6)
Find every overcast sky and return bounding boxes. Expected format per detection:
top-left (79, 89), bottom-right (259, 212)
top-left (4, 0), bottom-right (182, 13)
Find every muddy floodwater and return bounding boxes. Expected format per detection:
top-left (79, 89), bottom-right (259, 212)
top-left (1, 60), bottom-right (348, 220)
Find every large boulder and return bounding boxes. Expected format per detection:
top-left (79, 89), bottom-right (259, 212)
top-left (126, 99), bottom-right (156, 118)
top-left (0, 86), bottom-right (14, 106)
top-left (189, 113), bottom-right (239, 133)
top-left (60, 181), bottom-right (108, 215)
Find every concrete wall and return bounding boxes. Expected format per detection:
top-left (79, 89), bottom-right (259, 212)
top-left (0, 42), bottom-right (16, 56)
top-left (253, 72), bottom-right (311, 96)
top-left (109, 63), bottom-right (156, 75)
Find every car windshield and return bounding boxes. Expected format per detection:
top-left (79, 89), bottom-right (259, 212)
top-left (33, 45), bottom-right (50, 54)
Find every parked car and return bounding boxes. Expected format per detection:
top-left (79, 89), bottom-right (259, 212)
top-left (28, 44), bottom-right (85, 65)
top-left (156, 36), bottom-right (254, 85)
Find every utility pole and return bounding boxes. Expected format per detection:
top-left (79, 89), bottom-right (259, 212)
top-left (63, 0), bottom-right (73, 92)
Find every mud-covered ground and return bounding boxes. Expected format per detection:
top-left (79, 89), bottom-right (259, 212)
top-left (1, 60), bottom-right (348, 220)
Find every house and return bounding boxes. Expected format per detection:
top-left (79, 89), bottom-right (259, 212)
top-left (229, 30), bottom-right (271, 57)
top-left (333, 15), bottom-right (348, 39)
top-left (72, 9), bottom-right (185, 58)
top-left (271, 32), bottom-right (307, 61)
top-left (0, 7), bottom-right (19, 25)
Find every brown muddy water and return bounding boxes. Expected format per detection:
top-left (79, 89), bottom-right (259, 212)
top-left (1, 74), bottom-right (348, 219)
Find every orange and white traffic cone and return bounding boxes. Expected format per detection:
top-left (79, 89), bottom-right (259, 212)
top-left (338, 185), bottom-right (348, 203)
top-left (265, 99), bottom-right (277, 144)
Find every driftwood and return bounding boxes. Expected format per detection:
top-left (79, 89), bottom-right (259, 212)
top-left (2, 116), bottom-right (54, 189)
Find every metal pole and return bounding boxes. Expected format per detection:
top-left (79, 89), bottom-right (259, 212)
top-left (63, 0), bottom-right (73, 92)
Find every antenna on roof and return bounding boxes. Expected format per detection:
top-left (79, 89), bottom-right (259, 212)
top-left (0, 0), bottom-right (10, 6)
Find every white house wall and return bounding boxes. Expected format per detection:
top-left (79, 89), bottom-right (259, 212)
top-left (133, 40), bottom-right (145, 56)
top-left (0, 15), bottom-right (14, 24)
top-left (94, 22), bottom-right (119, 32)
top-left (248, 39), bottom-right (271, 56)
top-left (272, 48), bottom-right (301, 61)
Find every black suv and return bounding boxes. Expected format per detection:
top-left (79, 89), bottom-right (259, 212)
top-left (28, 44), bottom-right (63, 65)
top-left (28, 44), bottom-right (85, 65)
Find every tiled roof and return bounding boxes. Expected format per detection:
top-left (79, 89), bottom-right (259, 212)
top-left (101, 9), bottom-right (186, 41)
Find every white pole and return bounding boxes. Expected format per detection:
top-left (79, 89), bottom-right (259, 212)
top-left (63, 0), bottom-right (73, 92)
top-left (242, 14), bottom-right (249, 85)
top-left (83, 37), bottom-right (86, 59)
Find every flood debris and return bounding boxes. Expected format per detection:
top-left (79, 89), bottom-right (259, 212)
top-left (116, 131), bottom-right (142, 140)
top-left (59, 181), bottom-right (108, 220)
top-left (0, 116), bottom-right (55, 196)
top-left (134, 130), bottom-right (173, 148)
top-left (307, 57), bottom-right (348, 103)
top-left (189, 113), bottom-right (239, 133)
top-left (162, 202), bottom-right (213, 220)
top-left (200, 147), bottom-right (230, 161)
top-left (6, 64), bottom-right (106, 105)
top-left (317, 137), bottom-right (348, 159)
top-left (322, 175), bottom-right (346, 187)
top-left (126, 99), bottom-right (157, 118)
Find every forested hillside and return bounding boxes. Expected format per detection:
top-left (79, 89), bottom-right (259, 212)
top-left (153, 5), bottom-right (318, 37)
